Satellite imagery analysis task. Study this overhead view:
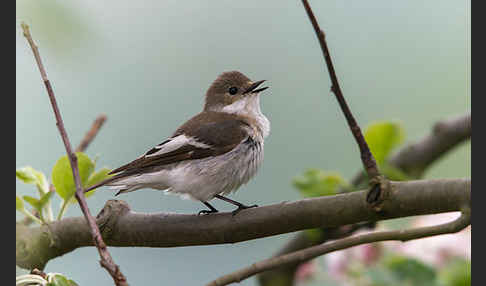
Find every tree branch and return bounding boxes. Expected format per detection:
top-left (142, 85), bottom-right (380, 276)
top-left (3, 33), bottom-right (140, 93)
top-left (20, 23), bottom-right (128, 286)
top-left (75, 114), bottom-right (107, 153)
top-left (257, 113), bottom-right (471, 286)
top-left (390, 113), bottom-right (471, 177)
top-left (207, 208), bottom-right (470, 286)
top-left (16, 178), bottom-right (470, 270)
top-left (301, 0), bottom-right (380, 182)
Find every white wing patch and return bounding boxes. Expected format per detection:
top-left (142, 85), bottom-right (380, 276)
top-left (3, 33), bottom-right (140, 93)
top-left (145, 134), bottom-right (211, 157)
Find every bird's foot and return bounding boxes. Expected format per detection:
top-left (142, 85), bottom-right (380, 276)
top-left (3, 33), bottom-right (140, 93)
top-left (199, 201), bottom-right (219, 215)
top-left (198, 209), bottom-right (219, 216)
top-left (231, 204), bottom-right (258, 216)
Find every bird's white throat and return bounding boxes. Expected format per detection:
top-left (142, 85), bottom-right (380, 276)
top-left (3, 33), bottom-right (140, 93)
top-left (221, 95), bottom-right (270, 138)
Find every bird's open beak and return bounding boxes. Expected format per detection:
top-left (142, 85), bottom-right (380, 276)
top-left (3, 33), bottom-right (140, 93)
top-left (243, 80), bottom-right (269, 94)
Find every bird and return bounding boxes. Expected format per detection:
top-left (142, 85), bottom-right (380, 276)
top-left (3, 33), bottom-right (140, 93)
top-left (84, 71), bottom-right (270, 215)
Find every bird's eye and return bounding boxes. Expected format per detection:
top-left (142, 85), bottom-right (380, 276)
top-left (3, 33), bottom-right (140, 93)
top-left (228, 87), bottom-right (238, 95)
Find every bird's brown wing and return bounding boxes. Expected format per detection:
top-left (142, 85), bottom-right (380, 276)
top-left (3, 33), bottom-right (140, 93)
top-left (108, 111), bottom-right (251, 175)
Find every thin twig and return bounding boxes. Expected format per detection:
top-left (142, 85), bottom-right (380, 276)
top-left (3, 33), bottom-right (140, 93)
top-left (21, 22), bottom-right (128, 286)
top-left (75, 114), bottom-right (107, 152)
top-left (301, 0), bottom-right (379, 180)
top-left (207, 208), bottom-right (471, 286)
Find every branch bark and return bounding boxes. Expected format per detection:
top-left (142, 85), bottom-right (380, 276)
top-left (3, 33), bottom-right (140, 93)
top-left (16, 178), bottom-right (470, 270)
top-left (21, 23), bottom-right (128, 286)
top-left (258, 113), bottom-right (471, 285)
top-left (207, 208), bottom-right (470, 286)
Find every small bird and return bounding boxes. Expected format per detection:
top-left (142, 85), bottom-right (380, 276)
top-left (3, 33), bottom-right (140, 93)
top-left (84, 71), bottom-right (270, 215)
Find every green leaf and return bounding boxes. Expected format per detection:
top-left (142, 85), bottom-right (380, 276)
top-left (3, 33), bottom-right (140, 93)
top-left (48, 274), bottom-right (71, 286)
top-left (438, 258), bottom-right (471, 286)
top-left (21, 193), bottom-right (54, 223)
top-left (15, 197), bottom-right (43, 224)
top-left (51, 152), bottom-right (95, 201)
top-left (16, 196), bottom-right (24, 211)
top-left (384, 255), bottom-right (437, 286)
top-left (39, 191), bottom-right (55, 208)
top-left (34, 171), bottom-right (49, 194)
top-left (22, 195), bottom-right (41, 211)
top-left (380, 163), bottom-right (411, 181)
top-left (16, 166), bottom-right (38, 184)
top-left (85, 167), bottom-right (112, 197)
top-left (364, 121), bottom-right (405, 164)
top-left (67, 167), bottom-right (113, 205)
top-left (293, 169), bottom-right (350, 197)
top-left (16, 166), bottom-right (50, 195)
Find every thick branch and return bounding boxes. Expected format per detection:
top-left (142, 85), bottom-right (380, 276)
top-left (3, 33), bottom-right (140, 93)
top-left (21, 23), bottom-right (127, 286)
top-left (258, 112), bottom-right (471, 285)
top-left (207, 208), bottom-right (470, 286)
top-left (16, 178), bottom-right (470, 270)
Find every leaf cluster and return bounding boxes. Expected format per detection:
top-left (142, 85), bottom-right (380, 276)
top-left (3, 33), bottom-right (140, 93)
top-left (16, 152), bottom-right (111, 223)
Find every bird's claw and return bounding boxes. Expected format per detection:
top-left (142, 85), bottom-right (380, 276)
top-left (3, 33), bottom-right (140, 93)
top-left (198, 209), bottom-right (219, 216)
top-left (231, 204), bottom-right (258, 216)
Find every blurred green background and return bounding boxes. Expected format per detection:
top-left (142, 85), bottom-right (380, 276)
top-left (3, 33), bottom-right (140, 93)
top-left (16, 0), bottom-right (470, 285)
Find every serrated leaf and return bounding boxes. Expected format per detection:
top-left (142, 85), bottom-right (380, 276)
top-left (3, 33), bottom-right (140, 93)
top-left (51, 152), bottom-right (95, 201)
top-left (293, 169), bottom-right (350, 197)
top-left (22, 195), bottom-right (41, 211)
top-left (364, 121), bottom-right (405, 164)
top-left (16, 196), bottom-right (24, 211)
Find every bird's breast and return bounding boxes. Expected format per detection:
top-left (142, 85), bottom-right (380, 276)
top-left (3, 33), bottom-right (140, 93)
top-left (238, 136), bottom-right (264, 183)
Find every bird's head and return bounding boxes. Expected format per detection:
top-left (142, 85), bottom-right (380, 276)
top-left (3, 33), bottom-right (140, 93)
top-left (203, 71), bottom-right (269, 115)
